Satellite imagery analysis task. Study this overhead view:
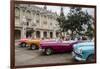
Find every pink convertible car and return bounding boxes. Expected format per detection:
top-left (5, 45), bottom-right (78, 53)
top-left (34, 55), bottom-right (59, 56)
top-left (39, 40), bottom-right (80, 55)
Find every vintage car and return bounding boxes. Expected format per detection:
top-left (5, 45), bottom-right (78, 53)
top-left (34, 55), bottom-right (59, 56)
top-left (26, 39), bottom-right (41, 50)
top-left (26, 39), bottom-right (56, 50)
top-left (39, 40), bottom-right (79, 55)
top-left (19, 38), bottom-right (30, 47)
top-left (72, 41), bottom-right (95, 62)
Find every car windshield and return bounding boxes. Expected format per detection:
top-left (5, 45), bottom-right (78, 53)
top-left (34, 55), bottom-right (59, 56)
top-left (63, 40), bottom-right (77, 43)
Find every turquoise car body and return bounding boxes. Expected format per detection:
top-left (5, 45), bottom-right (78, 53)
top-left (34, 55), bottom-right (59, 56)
top-left (72, 41), bottom-right (94, 61)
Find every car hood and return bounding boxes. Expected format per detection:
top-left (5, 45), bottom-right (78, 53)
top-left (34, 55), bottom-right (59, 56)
top-left (73, 41), bottom-right (94, 51)
top-left (77, 45), bottom-right (94, 51)
top-left (27, 39), bottom-right (40, 42)
top-left (20, 38), bottom-right (29, 42)
top-left (40, 40), bottom-right (76, 46)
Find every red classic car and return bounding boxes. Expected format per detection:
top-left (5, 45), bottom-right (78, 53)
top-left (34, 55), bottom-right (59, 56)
top-left (18, 38), bottom-right (30, 47)
top-left (39, 40), bottom-right (79, 55)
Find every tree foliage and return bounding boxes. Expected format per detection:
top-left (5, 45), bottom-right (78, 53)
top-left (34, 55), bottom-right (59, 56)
top-left (57, 7), bottom-right (94, 39)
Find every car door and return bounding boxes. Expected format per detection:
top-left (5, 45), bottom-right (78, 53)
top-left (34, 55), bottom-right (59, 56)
top-left (53, 42), bottom-right (64, 53)
top-left (61, 43), bottom-right (72, 52)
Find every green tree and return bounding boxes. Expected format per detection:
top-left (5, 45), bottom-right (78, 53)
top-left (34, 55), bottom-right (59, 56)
top-left (57, 7), bottom-right (66, 32)
top-left (57, 7), bottom-right (94, 39)
top-left (64, 7), bottom-right (93, 39)
top-left (85, 23), bottom-right (94, 39)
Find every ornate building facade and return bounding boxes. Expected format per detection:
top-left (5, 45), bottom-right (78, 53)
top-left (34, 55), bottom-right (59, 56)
top-left (15, 4), bottom-right (60, 39)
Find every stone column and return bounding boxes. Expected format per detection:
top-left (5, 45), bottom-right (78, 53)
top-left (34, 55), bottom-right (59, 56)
top-left (33, 13), bottom-right (36, 39)
top-left (21, 15), bottom-right (27, 38)
top-left (20, 7), bottom-right (28, 39)
top-left (53, 31), bottom-right (56, 39)
top-left (39, 14), bottom-right (41, 27)
top-left (21, 25), bottom-right (26, 38)
top-left (34, 14), bottom-right (36, 28)
top-left (47, 15), bottom-right (49, 29)
top-left (47, 31), bottom-right (50, 38)
top-left (33, 31), bottom-right (36, 39)
top-left (40, 30), bottom-right (43, 38)
top-left (20, 8), bottom-right (24, 39)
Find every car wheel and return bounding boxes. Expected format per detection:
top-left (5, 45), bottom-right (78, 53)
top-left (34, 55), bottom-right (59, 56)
top-left (31, 44), bottom-right (37, 50)
top-left (87, 54), bottom-right (95, 62)
top-left (20, 42), bottom-right (26, 47)
top-left (45, 48), bottom-right (53, 55)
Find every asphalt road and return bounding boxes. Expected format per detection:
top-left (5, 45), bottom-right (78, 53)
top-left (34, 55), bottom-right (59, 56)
top-left (15, 45), bottom-right (76, 66)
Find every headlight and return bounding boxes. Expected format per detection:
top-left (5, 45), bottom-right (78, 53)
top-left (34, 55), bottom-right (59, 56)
top-left (73, 44), bottom-right (77, 49)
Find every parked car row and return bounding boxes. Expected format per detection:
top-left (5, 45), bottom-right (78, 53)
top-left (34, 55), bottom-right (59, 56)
top-left (18, 38), bottom-right (56, 50)
top-left (17, 38), bottom-right (95, 62)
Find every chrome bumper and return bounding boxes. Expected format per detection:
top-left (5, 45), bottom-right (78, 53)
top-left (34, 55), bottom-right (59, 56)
top-left (26, 44), bottom-right (31, 48)
top-left (39, 48), bottom-right (45, 52)
top-left (72, 52), bottom-right (85, 61)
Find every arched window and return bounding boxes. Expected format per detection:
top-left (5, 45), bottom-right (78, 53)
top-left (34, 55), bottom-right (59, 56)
top-left (15, 30), bottom-right (21, 39)
top-left (15, 7), bottom-right (20, 17)
top-left (56, 32), bottom-right (59, 38)
top-left (43, 31), bottom-right (47, 38)
top-left (36, 31), bottom-right (40, 38)
top-left (26, 30), bottom-right (32, 38)
top-left (26, 10), bottom-right (31, 18)
top-left (50, 32), bottom-right (53, 38)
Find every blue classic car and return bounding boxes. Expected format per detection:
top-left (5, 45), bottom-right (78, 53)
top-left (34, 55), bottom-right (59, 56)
top-left (72, 41), bottom-right (95, 62)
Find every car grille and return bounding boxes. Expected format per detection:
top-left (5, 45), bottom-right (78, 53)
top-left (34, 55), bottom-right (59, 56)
top-left (74, 51), bottom-right (82, 58)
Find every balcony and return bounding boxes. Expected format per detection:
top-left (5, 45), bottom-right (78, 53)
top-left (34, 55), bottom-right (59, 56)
top-left (15, 23), bottom-right (22, 27)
